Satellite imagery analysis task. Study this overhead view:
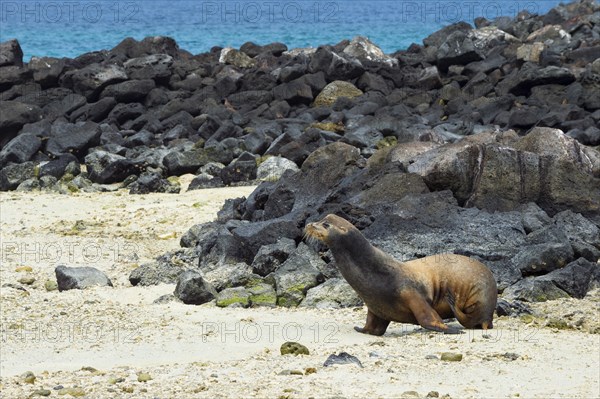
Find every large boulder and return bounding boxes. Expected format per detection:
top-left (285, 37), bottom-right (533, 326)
top-left (129, 249), bottom-right (196, 286)
top-left (219, 48), bottom-right (255, 68)
top-left (273, 243), bottom-right (326, 307)
top-left (0, 134), bottom-right (41, 167)
top-left (300, 278), bottom-right (363, 308)
top-left (231, 218), bottom-right (301, 263)
top-left (436, 30), bottom-right (484, 71)
top-left (251, 237), bottom-right (296, 276)
top-left (174, 270), bottom-right (217, 305)
top-left (342, 36), bottom-right (396, 66)
top-left (45, 121), bottom-right (102, 157)
top-left (0, 101), bottom-right (43, 147)
top-left (55, 265), bottom-right (113, 291)
top-left (0, 161), bottom-right (36, 190)
top-left (84, 150), bottom-right (144, 184)
top-left (405, 129), bottom-right (600, 217)
top-left (123, 54), bottom-right (173, 81)
top-left (100, 79), bottom-right (155, 103)
top-left (313, 81), bottom-right (363, 107)
top-left (29, 56), bottom-right (66, 88)
top-left (0, 39), bottom-right (23, 67)
top-left (60, 63), bottom-right (128, 100)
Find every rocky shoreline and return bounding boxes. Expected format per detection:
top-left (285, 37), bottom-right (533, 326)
top-left (1, 0), bottom-right (599, 310)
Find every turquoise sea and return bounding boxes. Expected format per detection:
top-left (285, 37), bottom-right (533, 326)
top-left (1, 0), bottom-right (566, 61)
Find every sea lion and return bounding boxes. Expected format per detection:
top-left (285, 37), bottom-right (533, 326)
top-left (304, 214), bottom-right (497, 335)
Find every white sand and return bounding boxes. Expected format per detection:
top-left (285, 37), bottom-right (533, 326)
top-left (1, 183), bottom-right (599, 398)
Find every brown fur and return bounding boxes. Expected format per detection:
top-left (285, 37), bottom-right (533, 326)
top-left (305, 214), bottom-right (497, 335)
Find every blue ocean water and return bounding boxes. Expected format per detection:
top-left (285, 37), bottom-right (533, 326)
top-left (1, 0), bottom-right (566, 61)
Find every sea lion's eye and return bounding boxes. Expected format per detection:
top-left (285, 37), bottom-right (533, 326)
top-left (322, 222), bottom-right (330, 229)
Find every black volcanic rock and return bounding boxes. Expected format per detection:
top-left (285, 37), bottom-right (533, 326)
top-left (0, 39), bottom-right (23, 67)
top-left (0, 133), bottom-right (41, 167)
top-left (46, 121), bottom-right (102, 157)
top-left (0, 101), bottom-right (43, 147)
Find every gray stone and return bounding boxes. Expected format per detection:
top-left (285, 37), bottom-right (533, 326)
top-left (174, 270), bottom-right (217, 305)
top-left (61, 63), bottom-right (128, 99)
top-left (436, 30), bottom-right (483, 71)
top-left (256, 156), bottom-right (299, 182)
top-left (100, 79), bottom-right (155, 103)
top-left (273, 243), bottom-right (325, 307)
top-left (215, 287), bottom-right (251, 308)
top-left (202, 262), bottom-right (255, 291)
top-left (343, 36), bottom-right (396, 66)
top-left (124, 54), bottom-right (173, 80)
top-left (28, 56), bottom-right (66, 87)
top-left (251, 238), bottom-right (296, 276)
top-left (0, 161), bottom-right (36, 191)
top-left (84, 150), bottom-right (144, 184)
top-left (129, 172), bottom-right (180, 194)
top-left (231, 218), bottom-right (301, 264)
top-left (163, 149), bottom-right (213, 176)
top-left (129, 249), bottom-right (197, 286)
top-left (0, 39), bottom-right (23, 67)
top-left (314, 81), bottom-right (363, 107)
top-left (46, 121), bottom-right (102, 157)
top-left (219, 48), bottom-right (256, 68)
top-left (541, 258), bottom-right (598, 299)
top-left (0, 101), bottom-right (43, 147)
top-left (511, 227), bottom-right (574, 276)
top-left (0, 133), bottom-right (41, 167)
top-left (55, 265), bottom-right (113, 291)
top-left (300, 278), bottom-right (363, 308)
top-left (247, 282), bottom-right (277, 307)
top-left (502, 277), bottom-right (569, 302)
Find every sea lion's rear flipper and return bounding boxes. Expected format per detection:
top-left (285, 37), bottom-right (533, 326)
top-left (404, 293), bottom-right (463, 335)
top-left (355, 309), bottom-right (390, 336)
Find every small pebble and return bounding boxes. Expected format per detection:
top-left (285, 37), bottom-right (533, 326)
top-left (57, 387), bottom-right (86, 397)
top-left (53, 385), bottom-right (64, 390)
top-left (323, 352), bottom-right (363, 368)
top-left (45, 280), bottom-right (58, 291)
top-left (280, 341), bottom-right (309, 356)
top-left (31, 389), bottom-right (51, 397)
top-left (401, 391), bottom-right (420, 398)
top-left (122, 386), bottom-right (134, 393)
top-left (440, 352), bottom-right (463, 362)
top-left (425, 355), bottom-right (438, 360)
top-left (22, 371), bottom-right (36, 384)
top-left (15, 266), bottom-right (33, 272)
top-left (137, 372), bottom-right (152, 382)
top-left (304, 367), bottom-right (317, 375)
top-left (18, 276), bottom-right (36, 285)
top-left (427, 391), bottom-right (440, 398)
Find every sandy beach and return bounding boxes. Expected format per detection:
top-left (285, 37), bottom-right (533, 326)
top-left (1, 182), bottom-right (599, 399)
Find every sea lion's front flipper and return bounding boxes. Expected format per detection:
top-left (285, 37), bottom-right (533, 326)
top-left (404, 293), bottom-right (464, 334)
top-left (354, 309), bottom-right (390, 336)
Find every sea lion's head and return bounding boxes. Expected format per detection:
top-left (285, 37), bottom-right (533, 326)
top-left (304, 214), bottom-right (356, 246)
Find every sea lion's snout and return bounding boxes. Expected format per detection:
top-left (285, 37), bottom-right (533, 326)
top-left (304, 222), bottom-right (328, 243)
